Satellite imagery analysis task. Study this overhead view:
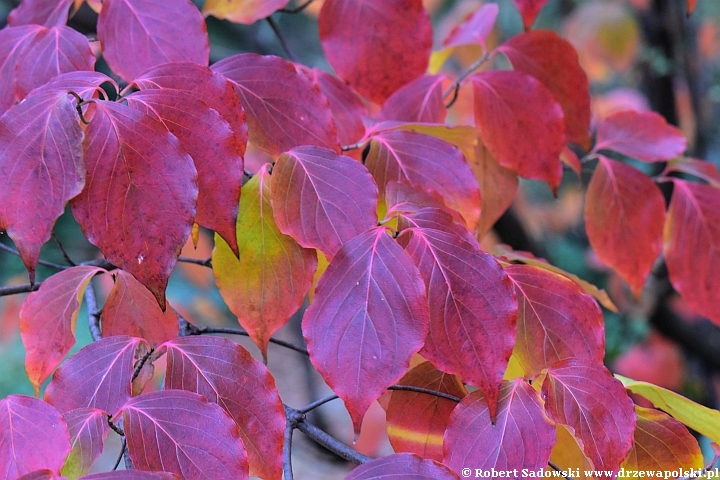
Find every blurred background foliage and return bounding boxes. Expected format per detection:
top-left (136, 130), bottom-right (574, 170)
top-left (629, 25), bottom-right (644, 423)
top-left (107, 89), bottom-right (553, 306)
top-left (1, 0), bottom-right (720, 467)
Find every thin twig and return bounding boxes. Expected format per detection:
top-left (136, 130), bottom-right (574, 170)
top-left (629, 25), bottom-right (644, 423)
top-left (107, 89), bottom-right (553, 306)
top-left (131, 348), bottom-right (154, 382)
top-left (243, 168), bottom-right (254, 179)
top-left (266, 16), bottom-right (298, 62)
top-left (178, 256), bottom-right (212, 268)
top-left (548, 461), bottom-right (572, 479)
top-left (0, 282), bottom-right (39, 297)
top-left (197, 325), bottom-right (309, 355)
top-left (279, 0), bottom-right (315, 14)
top-left (0, 243), bottom-right (70, 270)
top-left (299, 394), bottom-right (339, 414)
top-left (107, 415), bottom-right (125, 436)
top-left (51, 232), bottom-right (77, 266)
top-left (283, 417), bottom-right (295, 480)
top-left (443, 52), bottom-right (491, 108)
top-left (112, 438), bottom-right (126, 471)
top-left (388, 385), bottom-right (462, 403)
top-left (85, 282), bottom-right (102, 341)
top-left (341, 141), bottom-right (366, 152)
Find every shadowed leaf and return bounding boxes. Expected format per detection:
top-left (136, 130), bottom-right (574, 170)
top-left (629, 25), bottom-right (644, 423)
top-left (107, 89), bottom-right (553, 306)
top-left (378, 75), bottom-right (447, 124)
top-left (61, 408), bottom-right (110, 479)
top-left (8, 0), bottom-right (73, 27)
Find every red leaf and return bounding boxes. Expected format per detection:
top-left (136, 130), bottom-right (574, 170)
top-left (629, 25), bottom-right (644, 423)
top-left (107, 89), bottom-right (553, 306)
top-left (16, 471), bottom-right (63, 480)
top-left (662, 157), bottom-right (720, 188)
top-left (125, 88), bottom-right (244, 254)
top-left (319, 0), bottom-right (432, 104)
top-left (687, 0), bottom-right (697, 15)
top-left (202, 0), bottom-right (290, 24)
top-left (303, 227), bottom-right (430, 433)
top-left (19, 266), bottom-right (105, 390)
top-left (505, 264), bottom-right (604, 378)
top-left (0, 395), bottom-right (71, 479)
top-left (469, 141), bottom-right (518, 240)
top-left (378, 75), bottom-right (448, 124)
top-left (212, 165), bottom-right (316, 358)
top-left (101, 270), bottom-right (178, 346)
top-left (61, 408), bottom-right (110, 478)
top-left (401, 213), bottom-right (517, 419)
top-left (664, 179), bottom-right (720, 326)
top-left (594, 110), bottom-right (686, 162)
top-left (585, 156), bottom-right (665, 297)
top-left (118, 390), bottom-right (249, 480)
top-left (0, 89), bottom-right (85, 283)
top-left (365, 130), bottom-right (480, 229)
top-left (161, 336), bottom-right (285, 480)
top-left (443, 379), bottom-right (555, 474)
top-left (271, 146), bottom-right (378, 259)
top-left (45, 336), bottom-right (150, 415)
top-left (542, 359), bottom-right (636, 473)
top-left (15, 26), bottom-right (95, 100)
top-left (81, 473), bottom-right (178, 480)
top-left (443, 3), bottom-right (499, 51)
top-left (0, 25), bottom-right (43, 113)
top-left (212, 54), bottom-right (338, 155)
top-left (97, 0), bottom-right (209, 82)
top-left (344, 453), bottom-right (459, 479)
top-left (499, 30), bottom-right (591, 147)
top-left (511, 0), bottom-right (549, 31)
top-left (306, 68), bottom-right (367, 148)
top-left (8, 0), bottom-right (73, 27)
top-left (386, 362), bottom-right (466, 462)
top-left (70, 100), bottom-right (197, 310)
top-left (472, 70), bottom-right (565, 191)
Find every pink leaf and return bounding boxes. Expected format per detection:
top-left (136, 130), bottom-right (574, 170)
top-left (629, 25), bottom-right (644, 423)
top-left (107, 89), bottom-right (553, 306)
top-left (594, 110), bottom-right (686, 162)
top-left (511, 0), bottom-right (549, 31)
top-left (0, 395), bottom-right (70, 480)
top-left (81, 473), bottom-right (178, 480)
top-left (8, 0), bottom-right (74, 27)
top-left (319, 0), bottom-right (432, 104)
top-left (303, 227), bottom-right (430, 433)
top-left (118, 390), bottom-right (249, 480)
top-left (270, 146), bottom-right (378, 259)
top-left (443, 3), bottom-right (499, 51)
top-left (61, 408), bottom-right (110, 478)
top-left (161, 336), bottom-right (285, 480)
top-left (443, 379), bottom-right (555, 475)
top-left (0, 25), bottom-right (43, 113)
top-left (97, 0), bottom-right (209, 82)
top-left (378, 75), bottom-right (448, 124)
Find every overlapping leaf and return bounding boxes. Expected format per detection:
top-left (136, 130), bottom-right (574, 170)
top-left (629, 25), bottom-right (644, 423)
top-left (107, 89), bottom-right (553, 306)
top-left (400, 211), bottom-right (517, 418)
top-left (125, 88), bottom-right (244, 253)
top-left (319, 0), bottom-right (432, 104)
top-left (0, 25), bottom-right (43, 113)
top-left (162, 336), bottom-right (285, 480)
top-left (97, 0), bottom-right (209, 82)
top-left (303, 227), bottom-right (430, 433)
top-left (662, 157), bottom-right (720, 187)
top-left (271, 146), bottom-right (378, 259)
top-left (81, 473), bottom-right (178, 480)
top-left (0, 89), bottom-right (85, 283)
top-left (8, 0), bottom-right (73, 27)
top-left (443, 379), bottom-right (555, 474)
top-left (45, 336), bottom-right (150, 416)
top-left (378, 75), bottom-right (447, 124)
top-left (19, 266), bottom-right (105, 391)
top-left (101, 270), bottom-right (178, 346)
top-left (499, 30), bottom-right (591, 147)
top-left (472, 70), bottom-right (565, 191)
top-left (385, 181), bottom-right (464, 226)
top-left (15, 471), bottom-right (62, 480)
top-left (0, 395), bottom-right (71, 480)
top-left (585, 156), bottom-right (665, 297)
top-left (117, 390), bottom-right (248, 480)
top-left (202, 0), bottom-right (289, 24)
top-left (664, 179), bottom-right (720, 325)
top-left (15, 26), bottom-right (95, 99)
top-left (617, 375), bottom-right (720, 444)
top-left (70, 100), bottom-right (197, 310)
top-left (621, 406), bottom-right (702, 472)
top-left (212, 54), bottom-right (338, 155)
top-left (512, 0), bottom-right (549, 30)
top-left (213, 164), bottom-right (316, 359)
top-left (42, 71), bottom-right (117, 100)
top-left (386, 362), bottom-right (466, 462)
top-left (593, 110), bottom-right (686, 162)
top-left (542, 359), bottom-right (636, 473)
top-left (365, 129), bottom-right (480, 228)
top-left (443, 3), bottom-right (498, 51)
top-left (506, 265), bottom-right (604, 378)
top-left (61, 408), bottom-right (110, 479)
top-left (344, 453), bottom-right (459, 479)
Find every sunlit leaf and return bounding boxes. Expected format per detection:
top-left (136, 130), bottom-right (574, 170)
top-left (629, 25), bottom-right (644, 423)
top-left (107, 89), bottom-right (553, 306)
top-left (202, 0), bottom-right (290, 24)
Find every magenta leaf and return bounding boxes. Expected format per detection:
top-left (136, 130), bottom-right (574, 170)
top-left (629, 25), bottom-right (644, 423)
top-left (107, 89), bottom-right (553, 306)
top-left (443, 379), bottom-right (555, 475)
top-left (97, 0), bottom-right (208, 82)
top-left (542, 359), bottom-right (636, 473)
top-left (61, 408), bottom-right (110, 478)
top-left (344, 453), bottom-right (459, 479)
top-left (303, 227), bottom-right (430, 433)
top-left (270, 146), bottom-right (379, 259)
top-left (70, 100), bottom-right (197, 310)
top-left (378, 75), bottom-right (448, 124)
top-left (443, 3), bottom-right (499, 51)
top-left (0, 25), bottom-right (43, 113)
top-left (80, 473), bottom-right (178, 480)
top-left (45, 336), bottom-right (151, 416)
top-left (161, 336), bottom-right (285, 480)
top-left (8, 0), bottom-right (73, 27)
top-left (0, 395), bottom-right (71, 480)
top-left (212, 54), bottom-right (338, 155)
top-left (118, 390), bottom-right (249, 480)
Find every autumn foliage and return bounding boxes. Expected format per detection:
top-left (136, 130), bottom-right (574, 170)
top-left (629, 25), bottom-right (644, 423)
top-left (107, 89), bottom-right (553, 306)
top-left (1, 0), bottom-right (719, 479)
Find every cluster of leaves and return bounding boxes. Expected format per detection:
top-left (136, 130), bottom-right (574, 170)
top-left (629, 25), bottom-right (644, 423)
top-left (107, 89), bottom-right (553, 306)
top-left (1, 0), bottom-right (719, 479)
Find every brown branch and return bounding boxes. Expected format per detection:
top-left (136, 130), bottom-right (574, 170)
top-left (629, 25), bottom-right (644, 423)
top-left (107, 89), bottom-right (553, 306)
top-left (443, 52), bottom-right (491, 108)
